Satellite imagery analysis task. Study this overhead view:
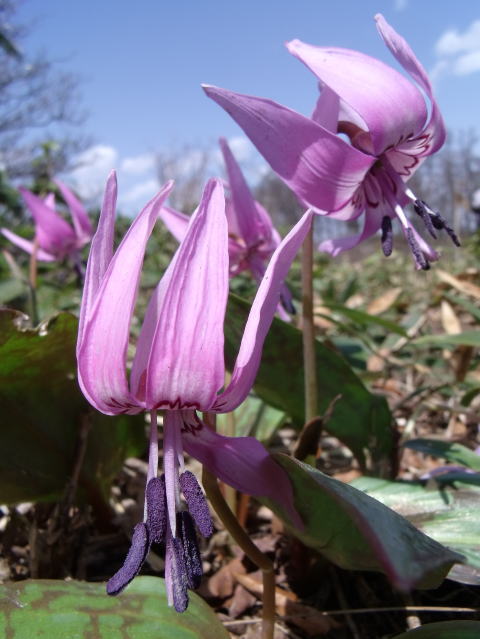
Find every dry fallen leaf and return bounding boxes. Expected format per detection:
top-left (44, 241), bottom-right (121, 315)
top-left (440, 300), bottom-right (462, 335)
top-left (367, 287), bottom-right (402, 315)
top-left (437, 269), bottom-right (480, 299)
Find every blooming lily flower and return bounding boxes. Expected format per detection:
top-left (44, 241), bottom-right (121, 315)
top-left (159, 138), bottom-right (294, 318)
top-left (77, 172), bottom-right (310, 610)
top-left (203, 14), bottom-right (459, 270)
top-left (1, 179), bottom-right (93, 263)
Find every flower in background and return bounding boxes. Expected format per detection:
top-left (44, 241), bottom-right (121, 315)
top-left (204, 14), bottom-right (459, 270)
top-left (77, 172), bottom-right (310, 610)
top-left (1, 179), bottom-right (93, 263)
top-left (159, 138), bottom-right (294, 318)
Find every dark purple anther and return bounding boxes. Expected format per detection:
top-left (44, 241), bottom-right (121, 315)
top-left (280, 292), bottom-right (296, 315)
top-left (413, 200), bottom-right (437, 239)
top-left (179, 470), bottom-right (213, 538)
top-left (406, 227), bottom-right (429, 270)
top-left (178, 511), bottom-right (203, 590)
top-left (430, 212), bottom-right (461, 247)
top-left (106, 523), bottom-right (149, 596)
top-left (146, 475), bottom-right (166, 543)
top-left (381, 216), bottom-right (393, 256)
top-left (167, 534), bottom-right (189, 613)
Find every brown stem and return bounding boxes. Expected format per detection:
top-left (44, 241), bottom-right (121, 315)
top-left (301, 225), bottom-right (317, 422)
top-left (28, 237), bottom-right (39, 326)
top-left (202, 467), bottom-right (275, 639)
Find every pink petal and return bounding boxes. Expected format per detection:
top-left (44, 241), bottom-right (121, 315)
top-left (319, 207), bottom-right (384, 257)
top-left (214, 209), bottom-right (314, 413)
top-left (54, 178), bottom-right (93, 244)
top-left (311, 84), bottom-right (340, 133)
top-left (375, 14), bottom-right (446, 155)
top-left (182, 413), bottom-right (302, 528)
top-left (158, 205), bottom-right (190, 243)
top-left (0, 228), bottom-right (57, 261)
top-left (286, 38), bottom-right (427, 156)
top-left (220, 137), bottom-right (268, 247)
top-left (77, 180), bottom-right (174, 415)
top-left (19, 187), bottom-right (76, 256)
top-left (77, 171), bottom-right (118, 350)
top-left (203, 85), bottom-right (374, 213)
top-left (137, 178), bottom-right (229, 411)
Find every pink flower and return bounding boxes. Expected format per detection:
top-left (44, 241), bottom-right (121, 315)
top-left (159, 138), bottom-right (293, 317)
top-left (77, 172), bottom-right (310, 609)
top-left (203, 15), bottom-right (459, 269)
top-left (1, 180), bottom-right (92, 263)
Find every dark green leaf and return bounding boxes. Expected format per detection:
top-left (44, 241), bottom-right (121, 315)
top-left (404, 439), bottom-right (480, 471)
top-left (216, 394), bottom-right (285, 444)
top-left (0, 309), bottom-right (145, 505)
top-left (224, 294), bottom-right (394, 472)
top-left (391, 620), bottom-right (480, 638)
top-left (323, 302), bottom-right (407, 336)
top-left (263, 455), bottom-right (462, 590)
top-left (0, 577), bottom-right (228, 639)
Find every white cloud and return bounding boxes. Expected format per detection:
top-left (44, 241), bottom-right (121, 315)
top-left (434, 19), bottom-right (480, 80)
top-left (121, 152), bottom-right (155, 175)
top-left (435, 20), bottom-right (480, 56)
top-left (119, 179), bottom-right (159, 206)
top-left (67, 144), bottom-right (118, 200)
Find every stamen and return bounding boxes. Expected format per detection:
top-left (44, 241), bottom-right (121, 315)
top-left (178, 511), bottom-right (203, 589)
top-left (406, 228), bottom-right (430, 270)
top-left (146, 476), bottom-right (166, 544)
top-left (381, 216), bottom-right (393, 256)
top-left (413, 200), bottom-right (437, 239)
top-left (430, 212), bottom-right (461, 247)
top-left (106, 523), bottom-right (149, 596)
top-left (179, 470), bottom-right (214, 538)
top-left (166, 532), bottom-right (189, 612)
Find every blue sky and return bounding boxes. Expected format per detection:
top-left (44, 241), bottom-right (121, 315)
top-left (16, 0), bottom-right (480, 212)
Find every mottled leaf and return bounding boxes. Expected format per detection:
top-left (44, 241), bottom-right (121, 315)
top-left (0, 577), bottom-right (228, 638)
top-left (263, 455), bottom-right (462, 591)
top-left (404, 439), bottom-right (480, 471)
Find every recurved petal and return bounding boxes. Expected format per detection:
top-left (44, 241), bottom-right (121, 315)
top-left (182, 415), bottom-right (302, 528)
top-left (203, 85), bottom-right (374, 213)
top-left (19, 187), bottom-right (76, 255)
top-left (158, 205), bottom-right (189, 243)
top-left (319, 207), bottom-right (384, 257)
top-left (375, 13), bottom-right (446, 155)
top-left (214, 209), bottom-right (314, 413)
top-left (54, 178), bottom-right (93, 243)
top-left (77, 180), bottom-right (173, 415)
top-left (286, 38), bottom-right (427, 156)
top-left (220, 137), bottom-right (265, 247)
top-left (140, 178), bottom-right (229, 410)
top-left (0, 228), bottom-right (57, 261)
top-left (77, 171), bottom-right (118, 349)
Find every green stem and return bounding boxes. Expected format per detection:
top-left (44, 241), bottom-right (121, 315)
top-left (301, 224), bottom-right (317, 422)
top-left (202, 468), bottom-right (275, 639)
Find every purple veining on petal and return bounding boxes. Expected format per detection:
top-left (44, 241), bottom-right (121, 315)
top-left (146, 476), bottom-right (167, 544)
top-left (179, 470), bottom-right (213, 538)
top-left (106, 523), bottom-right (149, 596)
top-left (178, 511), bottom-right (203, 589)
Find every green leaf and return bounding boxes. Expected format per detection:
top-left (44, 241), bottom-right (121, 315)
top-left (391, 620), bottom-right (480, 638)
top-left (0, 279), bottom-right (25, 304)
top-left (0, 577), bottom-right (228, 639)
top-left (216, 394), bottom-right (285, 444)
top-left (404, 438), bottom-right (480, 471)
top-left (263, 455), bottom-right (462, 591)
top-left (351, 476), bottom-right (480, 583)
top-left (322, 302), bottom-right (407, 336)
top-left (0, 309), bottom-right (145, 505)
top-left (224, 294), bottom-right (394, 472)
top-left (413, 331), bottom-right (480, 347)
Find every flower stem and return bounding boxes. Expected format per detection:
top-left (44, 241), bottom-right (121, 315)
top-left (301, 223), bottom-right (317, 422)
top-left (28, 238), bottom-right (39, 327)
top-left (202, 467), bottom-right (275, 639)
